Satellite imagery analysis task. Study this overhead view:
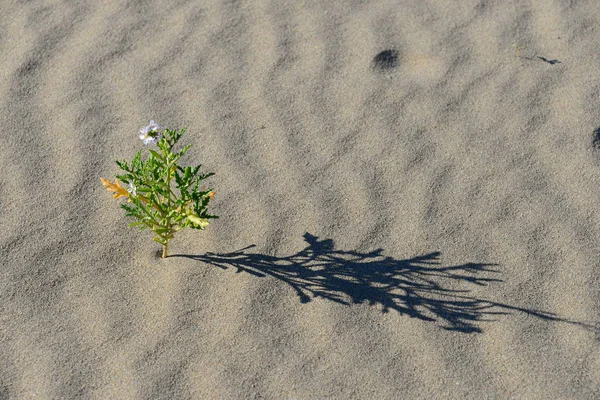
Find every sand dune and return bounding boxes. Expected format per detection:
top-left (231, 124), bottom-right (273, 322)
top-left (2, 0), bottom-right (600, 398)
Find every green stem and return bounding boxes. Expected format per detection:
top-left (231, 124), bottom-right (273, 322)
top-left (164, 159), bottom-right (174, 255)
top-left (135, 197), bottom-right (162, 226)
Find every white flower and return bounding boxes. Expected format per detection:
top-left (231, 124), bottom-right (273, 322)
top-left (139, 120), bottom-right (162, 145)
top-left (127, 182), bottom-right (137, 196)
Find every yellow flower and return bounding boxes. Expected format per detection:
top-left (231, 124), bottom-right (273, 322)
top-left (100, 178), bottom-right (130, 200)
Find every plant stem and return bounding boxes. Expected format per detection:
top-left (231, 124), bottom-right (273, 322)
top-left (165, 164), bottom-right (172, 259)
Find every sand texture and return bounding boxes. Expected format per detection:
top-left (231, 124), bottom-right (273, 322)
top-left (2, 0), bottom-right (600, 398)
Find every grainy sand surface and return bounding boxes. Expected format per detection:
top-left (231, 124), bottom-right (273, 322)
top-left (2, 1), bottom-right (600, 398)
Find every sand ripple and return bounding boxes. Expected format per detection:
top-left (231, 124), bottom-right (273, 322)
top-left (2, 1), bottom-right (600, 398)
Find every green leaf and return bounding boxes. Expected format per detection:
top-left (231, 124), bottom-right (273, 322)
top-left (187, 214), bottom-right (210, 229)
top-left (128, 221), bottom-right (146, 228)
top-left (115, 174), bottom-right (132, 183)
top-left (174, 171), bottom-right (183, 187)
top-left (132, 150), bottom-right (142, 170)
top-left (121, 203), bottom-right (137, 214)
top-left (177, 144), bottom-right (192, 158)
top-left (153, 237), bottom-right (166, 245)
top-left (115, 160), bottom-right (129, 171)
top-left (149, 149), bottom-right (164, 161)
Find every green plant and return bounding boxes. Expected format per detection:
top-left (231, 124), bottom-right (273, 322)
top-left (101, 121), bottom-right (217, 258)
top-left (513, 43), bottom-right (526, 58)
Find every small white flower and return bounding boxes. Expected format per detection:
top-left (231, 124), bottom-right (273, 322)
top-left (139, 120), bottom-right (162, 145)
top-left (127, 182), bottom-right (137, 196)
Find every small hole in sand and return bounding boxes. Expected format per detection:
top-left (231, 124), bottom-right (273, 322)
top-left (373, 49), bottom-right (399, 70)
top-left (593, 127), bottom-right (600, 149)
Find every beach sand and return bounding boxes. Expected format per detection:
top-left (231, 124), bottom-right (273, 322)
top-left (2, 0), bottom-right (600, 398)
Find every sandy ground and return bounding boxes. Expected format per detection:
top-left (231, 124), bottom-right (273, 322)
top-left (2, 0), bottom-right (600, 398)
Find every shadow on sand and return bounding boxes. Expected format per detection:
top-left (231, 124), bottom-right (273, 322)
top-left (173, 233), bottom-right (594, 334)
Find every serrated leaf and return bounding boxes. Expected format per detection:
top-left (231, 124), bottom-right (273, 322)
top-left (116, 160), bottom-right (129, 171)
top-left (178, 144), bottom-right (191, 158)
top-left (174, 171), bottom-right (183, 186)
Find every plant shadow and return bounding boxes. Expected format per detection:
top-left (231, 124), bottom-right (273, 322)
top-left (173, 233), bottom-right (594, 334)
top-left (518, 55), bottom-right (562, 65)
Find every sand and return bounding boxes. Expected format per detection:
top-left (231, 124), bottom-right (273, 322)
top-left (2, 0), bottom-right (600, 398)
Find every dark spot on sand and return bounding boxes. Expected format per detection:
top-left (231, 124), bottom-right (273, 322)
top-left (537, 56), bottom-right (561, 65)
top-left (17, 59), bottom-right (40, 75)
top-left (373, 49), bottom-right (399, 70)
top-left (593, 127), bottom-right (600, 149)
